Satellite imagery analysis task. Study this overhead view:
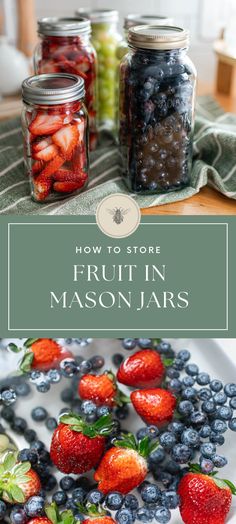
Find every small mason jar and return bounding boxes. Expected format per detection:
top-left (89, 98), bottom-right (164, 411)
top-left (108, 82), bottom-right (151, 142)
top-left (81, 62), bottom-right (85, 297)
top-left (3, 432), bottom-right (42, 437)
top-left (117, 14), bottom-right (173, 61)
top-left (76, 8), bottom-right (122, 129)
top-left (22, 73), bottom-right (89, 202)
top-left (34, 17), bottom-right (98, 151)
top-left (119, 26), bottom-right (197, 194)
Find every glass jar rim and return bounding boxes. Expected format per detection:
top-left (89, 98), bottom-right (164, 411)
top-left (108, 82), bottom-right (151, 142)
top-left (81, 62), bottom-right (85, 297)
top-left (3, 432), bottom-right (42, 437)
top-left (124, 14), bottom-right (173, 30)
top-left (128, 25), bottom-right (190, 50)
top-left (37, 17), bottom-right (91, 37)
top-left (75, 8), bottom-right (118, 24)
top-left (22, 73), bottom-right (85, 105)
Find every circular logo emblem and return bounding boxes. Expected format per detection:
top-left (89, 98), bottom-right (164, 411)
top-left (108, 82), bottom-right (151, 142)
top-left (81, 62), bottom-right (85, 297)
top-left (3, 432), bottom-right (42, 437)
top-left (96, 193), bottom-right (141, 238)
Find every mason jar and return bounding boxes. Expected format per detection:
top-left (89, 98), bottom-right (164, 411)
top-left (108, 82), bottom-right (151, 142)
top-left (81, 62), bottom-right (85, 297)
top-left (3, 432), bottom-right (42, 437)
top-left (117, 14), bottom-right (173, 61)
top-left (119, 26), bottom-right (197, 193)
top-left (76, 8), bottom-right (121, 129)
top-left (34, 17), bottom-right (98, 151)
top-left (22, 73), bottom-right (89, 202)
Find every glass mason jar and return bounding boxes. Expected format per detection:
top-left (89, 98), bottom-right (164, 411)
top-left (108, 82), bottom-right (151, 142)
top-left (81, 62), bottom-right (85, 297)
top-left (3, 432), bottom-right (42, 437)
top-left (34, 17), bottom-right (98, 151)
top-left (117, 14), bottom-right (173, 61)
top-left (76, 8), bottom-right (122, 129)
top-left (22, 73), bottom-right (89, 203)
top-left (119, 26), bottom-right (197, 193)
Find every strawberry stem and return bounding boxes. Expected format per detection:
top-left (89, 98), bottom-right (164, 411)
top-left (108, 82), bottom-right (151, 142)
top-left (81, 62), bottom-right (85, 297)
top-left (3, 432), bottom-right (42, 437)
top-left (113, 433), bottom-right (159, 459)
top-left (60, 413), bottom-right (114, 438)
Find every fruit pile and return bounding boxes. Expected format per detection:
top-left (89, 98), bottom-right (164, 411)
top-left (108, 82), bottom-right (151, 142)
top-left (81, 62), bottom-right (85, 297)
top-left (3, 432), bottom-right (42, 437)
top-left (35, 35), bottom-right (97, 151)
top-left (0, 338), bottom-right (235, 524)
top-left (23, 102), bottom-right (88, 201)
top-left (119, 50), bottom-right (195, 193)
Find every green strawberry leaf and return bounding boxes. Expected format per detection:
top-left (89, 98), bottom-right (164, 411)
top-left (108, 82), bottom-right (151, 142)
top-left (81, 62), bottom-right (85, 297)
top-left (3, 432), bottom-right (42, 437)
top-left (20, 351), bottom-right (34, 373)
top-left (163, 358), bottom-right (174, 367)
top-left (152, 339), bottom-right (162, 346)
top-left (14, 461), bottom-right (31, 475)
top-left (138, 436), bottom-right (150, 458)
top-left (217, 479), bottom-right (236, 495)
top-left (45, 502), bottom-right (58, 524)
top-left (8, 343), bottom-right (22, 353)
top-left (3, 452), bottom-right (17, 471)
top-left (189, 463), bottom-right (202, 474)
top-left (116, 390), bottom-right (131, 407)
top-left (60, 415), bottom-right (83, 427)
top-left (10, 484), bottom-right (25, 503)
top-left (24, 338), bottom-right (39, 348)
top-left (149, 440), bottom-right (159, 455)
top-left (113, 432), bottom-right (138, 451)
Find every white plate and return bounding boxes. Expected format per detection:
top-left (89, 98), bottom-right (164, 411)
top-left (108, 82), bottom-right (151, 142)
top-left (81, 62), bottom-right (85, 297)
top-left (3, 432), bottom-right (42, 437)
top-left (0, 339), bottom-right (236, 523)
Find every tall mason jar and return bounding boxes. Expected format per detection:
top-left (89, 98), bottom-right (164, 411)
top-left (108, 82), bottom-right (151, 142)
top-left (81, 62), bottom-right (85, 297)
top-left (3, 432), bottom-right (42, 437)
top-left (34, 17), bottom-right (98, 151)
top-left (119, 26), bottom-right (197, 194)
top-left (76, 8), bottom-right (122, 130)
top-left (22, 73), bottom-right (89, 202)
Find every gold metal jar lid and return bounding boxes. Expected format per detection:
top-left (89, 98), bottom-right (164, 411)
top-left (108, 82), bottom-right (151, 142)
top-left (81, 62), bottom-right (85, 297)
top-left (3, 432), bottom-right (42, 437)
top-left (128, 25), bottom-right (190, 50)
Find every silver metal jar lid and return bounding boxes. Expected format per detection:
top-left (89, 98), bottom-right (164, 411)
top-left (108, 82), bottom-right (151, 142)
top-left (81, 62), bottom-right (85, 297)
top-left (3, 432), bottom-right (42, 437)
top-left (124, 14), bottom-right (173, 30)
top-left (75, 8), bottom-right (118, 24)
top-left (37, 17), bottom-right (91, 37)
top-left (128, 25), bottom-right (190, 50)
top-left (22, 74), bottom-right (85, 105)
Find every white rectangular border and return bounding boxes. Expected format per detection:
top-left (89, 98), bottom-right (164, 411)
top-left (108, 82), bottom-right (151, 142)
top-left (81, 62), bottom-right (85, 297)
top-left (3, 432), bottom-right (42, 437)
top-left (7, 222), bottom-right (229, 332)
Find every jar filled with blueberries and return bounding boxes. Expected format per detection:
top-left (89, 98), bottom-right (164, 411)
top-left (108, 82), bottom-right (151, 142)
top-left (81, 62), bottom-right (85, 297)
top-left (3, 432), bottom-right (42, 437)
top-left (119, 26), bottom-right (197, 193)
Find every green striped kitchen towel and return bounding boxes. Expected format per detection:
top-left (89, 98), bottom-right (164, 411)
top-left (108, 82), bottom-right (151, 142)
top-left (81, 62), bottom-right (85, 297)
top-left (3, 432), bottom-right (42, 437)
top-left (0, 95), bottom-right (235, 215)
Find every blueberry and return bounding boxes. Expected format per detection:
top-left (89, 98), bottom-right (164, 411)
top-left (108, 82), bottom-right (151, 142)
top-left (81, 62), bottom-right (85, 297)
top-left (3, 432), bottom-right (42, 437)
top-left (149, 447), bottom-right (166, 464)
top-left (178, 400), bottom-right (194, 416)
top-left (89, 355), bottom-right (105, 370)
top-left (200, 456), bottom-right (214, 473)
top-left (136, 507), bottom-right (154, 523)
top-left (96, 406), bottom-right (111, 418)
top-left (61, 388), bottom-right (74, 403)
top-left (0, 500), bottom-right (6, 518)
top-left (158, 471), bottom-right (174, 488)
top-left (202, 400), bottom-right (216, 414)
top-left (106, 491), bottom-right (124, 510)
top-left (212, 454), bottom-right (227, 467)
top-left (38, 449), bottom-right (50, 464)
top-left (199, 425), bottom-right (211, 438)
top-left (182, 376), bottom-right (195, 387)
top-left (46, 369), bottom-right (61, 383)
top-left (159, 432), bottom-right (176, 450)
top-left (181, 428), bottom-right (200, 448)
top-left (168, 379), bottom-right (182, 393)
top-left (146, 425), bottom-right (159, 439)
top-left (60, 358), bottom-right (78, 377)
top-left (178, 350), bottom-right (191, 362)
top-left (210, 380), bottom-right (223, 392)
top-left (1, 406), bottom-right (15, 421)
top-left (15, 382), bottom-right (31, 396)
top-left (140, 483), bottom-right (161, 504)
top-left (81, 400), bottom-right (97, 416)
top-left (182, 387), bottom-right (197, 401)
top-left (46, 417), bottom-right (57, 431)
top-left (166, 368), bottom-right (180, 379)
top-left (216, 406), bottom-right (233, 420)
top-left (18, 448), bottom-right (38, 464)
top-left (173, 358), bottom-right (185, 371)
top-left (211, 419), bottom-right (227, 434)
top-left (185, 364), bottom-right (199, 376)
top-left (213, 392), bottom-right (227, 405)
top-left (162, 490), bottom-right (180, 509)
top-left (124, 494), bottom-right (139, 510)
top-left (24, 496), bottom-right (45, 517)
top-left (44, 475), bottom-right (57, 491)
top-left (10, 507), bottom-right (27, 524)
top-left (165, 460), bottom-right (180, 475)
top-left (190, 411), bottom-right (206, 427)
top-left (115, 405), bottom-right (130, 420)
top-left (122, 339), bottom-right (136, 350)
top-left (230, 397), bottom-right (236, 409)
top-left (229, 418), bottom-right (236, 431)
top-left (156, 342), bottom-right (171, 354)
top-left (30, 440), bottom-right (45, 452)
top-left (11, 416), bottom-right (27, 434)
top-left (36, 381), bottom-right (50, 393)
top-left (72, 487), bottom-right (86, 503)
top-left (172, 444), bottom-right (192, 463)
top-left (154, 507), bottom-right (171, 523)
top-left (168, 421), bottom-right (185, 436)
top-left (79, 360), bottom-right (92, 374)
top-left (24, 429), bottom-right (37, 443)
top-left (198, 388), bottom-right (212, 401)
top-left (137, 427), bottom-right (149, 440)
top-left (73, 513), bottom-right (85, 522)
top-left (30, 371), bottom-right (45, 383)
top-left (224, 383), bottom-right (236, 397)
top-left (210, 432), bottom-right (225, 445)
top-left (87, 489), bottom-right (104, 505)
top-left (52, 490), bottom-right (68, 506)
top-left (138, 338), bottom-right (152, 348)
top-left (112, 353), bottom-right (124, 367)
top-left (200, 442), bottom-right (216, 458)
top-left (31, 406), bottom-right (48, 422)
top-left (1, 388), bottom-right (16, 405)
top-left (60, 476), bottom-right (75, 491)
top-left (196, 373), bottom-right (210, 386)
top-left (116, 508), bottom-right (135, 524)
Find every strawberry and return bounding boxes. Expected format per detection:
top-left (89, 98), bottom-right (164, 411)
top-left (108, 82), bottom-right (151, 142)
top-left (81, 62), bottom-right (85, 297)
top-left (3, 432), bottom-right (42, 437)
top-left (52, 124), bottom-right (79, 160)
top-left (32, 160), bottom-right (44, 175)
top-left (178, 468), bottom-right (235, 524)
top-left (29, 520), bottom-right (51, 524)
top-left (29, 112), bottom-right (65, 136)
top-left (30, 502), bottom-right (78, 524)
top-left (18, 338), bottom-right (71, 372)
top-left (32, 137), bottom-right (52, 153)
top-left (131, 388), bottom-right (176, 427)
top-left (50, 413), bottom-right (114, 474)
top-left (117, 349), bottom-right (165, 388)
top-left (84, 518), bottom-right (115, 524)
top-left (33, 144), bottom-right (59, 162)
top-left (39, 154), bottom-right (65, 179)
top-left (94, 433), bottom-right (157, 494)
top-left (78, 372), bottom-right (129, 408)
top-left (0, 452), bottom-right (41, 504)
top-left (53, 180), bottom-right (85, 193)
top-left (33, 175), bottom-right (53, 201)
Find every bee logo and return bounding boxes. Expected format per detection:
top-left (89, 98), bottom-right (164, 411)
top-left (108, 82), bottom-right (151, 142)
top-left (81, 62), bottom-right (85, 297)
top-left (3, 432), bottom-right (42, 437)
top-left (107, 207), bottom-right (130, 225)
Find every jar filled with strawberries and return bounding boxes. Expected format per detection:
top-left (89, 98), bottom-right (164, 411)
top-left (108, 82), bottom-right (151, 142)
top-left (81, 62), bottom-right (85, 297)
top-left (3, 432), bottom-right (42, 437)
top-left (34, 17), bottom-right (98, 151)
top-left (21, 73), bottom-right (89, 202)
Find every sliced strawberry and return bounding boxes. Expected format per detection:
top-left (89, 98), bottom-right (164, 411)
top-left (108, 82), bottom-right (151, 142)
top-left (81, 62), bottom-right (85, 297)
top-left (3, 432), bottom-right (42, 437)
top-left (53, 180), bottom-right (86, 193)
top-left (39, 60), bottom-right (60, 73)
top-left (32, 160), bottom-right (44, 175)
top-left (29, 112), bottom-right (66, 136)
top-left (34, 144), bottom-right (59, 162)
top-left (52, 124), bottom-right (79, 160)
top-left (40, 155), bottom-right (65, 179)
top-left (33, 176), bottom-right (53, 201)
top-left (53, 169), bottom-right (87, 183)
top-left (32, 137), bottom-right (52, 153)
top-left (71, 146), bottom-right (86, 172)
